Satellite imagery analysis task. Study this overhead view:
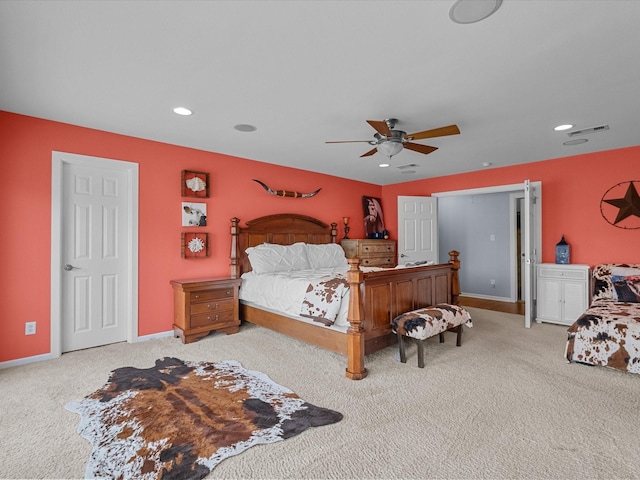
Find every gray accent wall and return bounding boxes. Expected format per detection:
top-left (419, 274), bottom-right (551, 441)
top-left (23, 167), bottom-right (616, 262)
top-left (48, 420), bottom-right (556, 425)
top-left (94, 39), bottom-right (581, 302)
top-left (438, 192), bottom-right (512, 299)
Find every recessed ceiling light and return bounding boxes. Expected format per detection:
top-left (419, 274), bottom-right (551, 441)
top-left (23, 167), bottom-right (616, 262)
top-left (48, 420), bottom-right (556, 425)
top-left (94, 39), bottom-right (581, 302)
top-left (482, 162), bottom-right (492, 167)
top-left (401, 170), bottom-right (416, 175)
top-left (450, 0), bottom-right (502, 24)
top-left (234, 124), bottom-right (257, 132)
top-left (563, 138), bottom-right (588, 146)
top-left (379, 163), bottom-right (390, 168)
top-left (173, 107), bottom-right (192, 116)
top-left (554, 124), bottom-right (574, 131)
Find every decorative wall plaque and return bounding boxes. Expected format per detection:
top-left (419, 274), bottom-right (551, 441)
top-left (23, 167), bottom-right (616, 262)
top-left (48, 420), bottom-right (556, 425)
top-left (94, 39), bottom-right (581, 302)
top-left (600, 180), bottom-right (640, 229)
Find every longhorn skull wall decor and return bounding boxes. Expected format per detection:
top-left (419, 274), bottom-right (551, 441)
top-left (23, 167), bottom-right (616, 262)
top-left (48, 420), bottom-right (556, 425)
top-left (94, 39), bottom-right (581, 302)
top-left (253, 179), bottom-right (321, 198)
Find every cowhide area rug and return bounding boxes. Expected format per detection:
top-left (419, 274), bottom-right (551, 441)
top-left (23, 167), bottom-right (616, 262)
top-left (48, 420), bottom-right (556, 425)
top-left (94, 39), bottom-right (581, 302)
top-left (66, 357), bottom-right (343, 480)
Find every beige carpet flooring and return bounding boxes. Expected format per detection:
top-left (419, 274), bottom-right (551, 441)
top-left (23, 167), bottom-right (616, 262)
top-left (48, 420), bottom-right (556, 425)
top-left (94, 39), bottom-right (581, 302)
top-left (1, 307), bottom-right (639, 480)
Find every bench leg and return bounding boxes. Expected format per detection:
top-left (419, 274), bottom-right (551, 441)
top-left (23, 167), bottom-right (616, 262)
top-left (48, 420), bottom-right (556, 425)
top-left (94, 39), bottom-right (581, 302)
top-left (397, 333), bottom-right (407, 363)
top-left (416, 339), bottom-right (425, 368)
top-left (456, 325), bottom-right (463, 346)
top-left (439, 332), bottom-right (445, 343)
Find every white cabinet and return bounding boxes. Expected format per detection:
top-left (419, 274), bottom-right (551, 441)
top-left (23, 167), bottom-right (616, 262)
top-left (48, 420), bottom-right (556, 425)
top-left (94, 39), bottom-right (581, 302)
top-left (536, 264), bottom-right (590, 326)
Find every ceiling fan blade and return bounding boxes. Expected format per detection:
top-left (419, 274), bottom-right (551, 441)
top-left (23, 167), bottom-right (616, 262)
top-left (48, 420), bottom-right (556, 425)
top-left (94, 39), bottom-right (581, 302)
top-left (366, 120), bottom-right (391, 137)
top-left (404, 143), bottom-right (438, 155)
top-left (405, 124), bottom-right (460, 141)
top-left (360, 147), bottom-right (378, 157)
top-left (325, 140), bottom-right (372, 144)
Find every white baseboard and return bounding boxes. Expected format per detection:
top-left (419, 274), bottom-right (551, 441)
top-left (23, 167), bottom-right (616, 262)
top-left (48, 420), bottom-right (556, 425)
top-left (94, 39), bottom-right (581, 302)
top-left (136, 330), bottom-right (174, 342)
top-left (461, 292), bottom-right (513, 302)
top-left (0, 352), bottom-right (54, 370)
top-left (0, 330), bottom-right (174, 369)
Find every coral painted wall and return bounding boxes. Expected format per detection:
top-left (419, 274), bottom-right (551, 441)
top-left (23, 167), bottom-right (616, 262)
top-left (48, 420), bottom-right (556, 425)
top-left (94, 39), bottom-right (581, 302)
top-left (382, 147), bottom-right (640, 266)
top-left (0, 111), bottom-right (381, 363)
top-left (1, 109), bottom-right (638, 364)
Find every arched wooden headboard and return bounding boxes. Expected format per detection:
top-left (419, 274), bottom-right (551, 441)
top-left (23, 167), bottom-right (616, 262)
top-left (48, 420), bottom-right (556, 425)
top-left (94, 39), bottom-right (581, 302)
top-left (230, 214), bottom-right (338, 278)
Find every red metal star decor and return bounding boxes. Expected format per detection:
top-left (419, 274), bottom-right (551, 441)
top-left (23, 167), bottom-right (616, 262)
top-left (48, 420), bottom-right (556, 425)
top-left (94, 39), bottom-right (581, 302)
top-left (600, 180), bottom-right (640, 229)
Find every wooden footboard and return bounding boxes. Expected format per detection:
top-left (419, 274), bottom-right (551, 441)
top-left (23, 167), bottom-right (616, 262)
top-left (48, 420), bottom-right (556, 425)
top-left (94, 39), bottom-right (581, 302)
top-left (345, 253), bottom-right (459, 379)
top-left (230, 215), bottom-right (460, 380)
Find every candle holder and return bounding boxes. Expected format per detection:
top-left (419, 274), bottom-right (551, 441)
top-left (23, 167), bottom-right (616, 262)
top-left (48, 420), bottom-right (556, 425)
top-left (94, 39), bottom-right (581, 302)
top-left (343, 217), bottom-right (350, 239)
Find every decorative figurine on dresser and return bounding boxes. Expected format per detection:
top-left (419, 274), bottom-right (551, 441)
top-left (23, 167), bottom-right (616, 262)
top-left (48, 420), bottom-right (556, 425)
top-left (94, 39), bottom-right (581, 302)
top-left (170, 277), bottom-right (242, 343)
top-left (555, 235), bottom-right (570, 264)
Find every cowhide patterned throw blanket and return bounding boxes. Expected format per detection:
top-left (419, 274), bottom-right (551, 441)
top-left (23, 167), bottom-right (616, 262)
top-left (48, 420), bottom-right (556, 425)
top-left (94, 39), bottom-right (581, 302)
top-left (300, 274), bottom-right (349, 326)
top-left (66, 358), bottom-right (343, 480)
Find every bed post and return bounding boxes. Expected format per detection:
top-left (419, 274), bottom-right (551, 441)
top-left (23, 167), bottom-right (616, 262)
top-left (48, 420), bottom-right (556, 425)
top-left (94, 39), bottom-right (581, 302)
top-left (448, 250), bottom-right (461, 305)
top-left (345, 258), bottom-right (367, 380)
top-left (230, 217), bottom-right (240, 279)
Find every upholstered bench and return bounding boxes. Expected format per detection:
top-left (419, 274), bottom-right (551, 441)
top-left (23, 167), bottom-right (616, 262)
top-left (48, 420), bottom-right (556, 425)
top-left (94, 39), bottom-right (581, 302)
top-left (392, 304), bottom-right (473, 368)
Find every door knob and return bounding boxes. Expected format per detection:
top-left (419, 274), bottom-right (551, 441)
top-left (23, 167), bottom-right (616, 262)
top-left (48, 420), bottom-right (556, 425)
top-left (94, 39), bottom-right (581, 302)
top-left (64, 264), bottom-right (80, 271)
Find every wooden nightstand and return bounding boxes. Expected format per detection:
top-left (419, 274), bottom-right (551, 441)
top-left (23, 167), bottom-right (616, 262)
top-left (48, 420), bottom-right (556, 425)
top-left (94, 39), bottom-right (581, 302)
top-left (341, 239), bottom-right (397, 267)
top-left (170, 277), bottom-right (242, 344)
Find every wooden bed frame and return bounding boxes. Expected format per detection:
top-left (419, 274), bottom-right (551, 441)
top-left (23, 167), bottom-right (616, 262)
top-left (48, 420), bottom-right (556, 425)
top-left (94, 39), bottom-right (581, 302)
top-left (230, 214), bottom-right (460, 380)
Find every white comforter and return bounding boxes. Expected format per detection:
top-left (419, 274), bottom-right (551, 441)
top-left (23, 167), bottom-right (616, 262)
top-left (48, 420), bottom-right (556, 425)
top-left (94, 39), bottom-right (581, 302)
top-left (239, 263), bottom-right (434, 331)
top-left (239, 267), bottom-right (351, 328)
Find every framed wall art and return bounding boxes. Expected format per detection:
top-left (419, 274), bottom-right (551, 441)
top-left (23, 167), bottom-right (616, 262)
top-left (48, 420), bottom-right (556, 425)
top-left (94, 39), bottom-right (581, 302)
top-left (182, 202), bottom-right (207, 227)
top-left (181, 232), bottom-right (209, 258)
top-left (362, 196), bottom-right (385, 238)
top-left (181, 170), bottom-right (210, 198)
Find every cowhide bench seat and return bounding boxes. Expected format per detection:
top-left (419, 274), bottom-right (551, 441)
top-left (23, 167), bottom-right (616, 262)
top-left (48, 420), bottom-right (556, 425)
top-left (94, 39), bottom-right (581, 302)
top-left (392, 304), bottom-right (473, 368)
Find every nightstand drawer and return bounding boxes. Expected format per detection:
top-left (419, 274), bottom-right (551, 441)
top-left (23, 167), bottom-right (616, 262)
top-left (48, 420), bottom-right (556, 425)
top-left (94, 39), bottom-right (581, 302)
top-left (190, 310), bottom-right (235, 328)
top-left (191, 298), bottom-right (234, 315)
top-left (191, 289), bottom-right (234, 303)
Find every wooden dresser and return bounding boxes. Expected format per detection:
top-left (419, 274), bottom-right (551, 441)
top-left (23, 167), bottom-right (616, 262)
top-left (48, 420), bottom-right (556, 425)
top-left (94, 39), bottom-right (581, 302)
top-left (341, 239), bottom-right (397, 267)
top-left (170, 277), bottom-right (242, 344)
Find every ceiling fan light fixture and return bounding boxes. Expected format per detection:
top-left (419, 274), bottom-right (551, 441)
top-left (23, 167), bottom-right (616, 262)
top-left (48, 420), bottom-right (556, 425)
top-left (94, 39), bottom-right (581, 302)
top-left (376, 141), bottom-right (403, 158)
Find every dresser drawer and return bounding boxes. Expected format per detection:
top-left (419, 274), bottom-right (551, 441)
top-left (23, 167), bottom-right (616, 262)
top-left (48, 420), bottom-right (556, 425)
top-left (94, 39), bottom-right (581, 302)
top-left (360, 243), bottom-right (396, 254)
top-left (360, 256), bottom-right (395, 267)
top-left (190, 310), bottom-right (235, 328)
top-left (191, 289), bottom-right (234, 303)
top-left (190, 298), bottom-right (234, 315)
top-left (538, 267), bottom-right (588, 280)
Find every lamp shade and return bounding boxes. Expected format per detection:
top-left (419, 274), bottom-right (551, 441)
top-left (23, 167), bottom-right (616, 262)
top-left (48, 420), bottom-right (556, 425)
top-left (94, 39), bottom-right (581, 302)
top-left (377, 141), bottom-right (403, 157)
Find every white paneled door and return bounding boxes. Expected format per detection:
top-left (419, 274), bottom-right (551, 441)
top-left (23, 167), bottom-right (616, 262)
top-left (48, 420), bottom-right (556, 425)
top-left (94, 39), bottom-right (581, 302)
top-left (53, 152), bottom-right (138, 354)
top-left (397, 196), bottom-right (438, 265)
top-left (523, 179), bottom-right (537, 329)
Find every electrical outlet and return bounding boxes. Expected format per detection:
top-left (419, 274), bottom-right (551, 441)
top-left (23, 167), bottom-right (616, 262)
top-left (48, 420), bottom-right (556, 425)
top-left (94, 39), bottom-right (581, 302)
top-left (25, 321), bottom-right (36, 335)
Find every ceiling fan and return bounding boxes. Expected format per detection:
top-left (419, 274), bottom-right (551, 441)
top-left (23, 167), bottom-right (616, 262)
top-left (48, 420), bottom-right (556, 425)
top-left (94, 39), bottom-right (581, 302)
top-left (326, 118), bottom-right (460, 159)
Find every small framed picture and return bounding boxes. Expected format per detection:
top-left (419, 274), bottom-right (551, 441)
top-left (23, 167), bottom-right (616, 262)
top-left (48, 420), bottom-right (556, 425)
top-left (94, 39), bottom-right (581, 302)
top-left (182, 202), bottom-right (207, 227)
top-left (181, 232), bottom-right (209, 258)
top-left (181, 170), bottom-right (209, 198)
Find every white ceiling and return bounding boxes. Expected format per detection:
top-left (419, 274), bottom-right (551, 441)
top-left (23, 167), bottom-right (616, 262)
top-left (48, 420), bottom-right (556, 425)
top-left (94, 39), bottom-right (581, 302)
top-left (1, 0), bottom-right (639, 186)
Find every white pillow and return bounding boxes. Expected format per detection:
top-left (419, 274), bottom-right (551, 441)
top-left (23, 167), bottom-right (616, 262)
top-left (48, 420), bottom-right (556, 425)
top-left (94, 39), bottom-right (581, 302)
top-left (245, 242), bottom-right (310, 274)
top-left (305, 243), bottom-right (348, 269)
top-left (611, 266), bottom-right (640, 277)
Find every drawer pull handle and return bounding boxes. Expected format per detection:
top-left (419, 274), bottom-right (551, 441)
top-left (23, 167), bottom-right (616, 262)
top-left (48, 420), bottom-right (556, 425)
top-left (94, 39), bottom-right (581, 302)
top-left (194, 294), bottom-right (200, 299)
top-left (207, 303), bottom-right (219, 310)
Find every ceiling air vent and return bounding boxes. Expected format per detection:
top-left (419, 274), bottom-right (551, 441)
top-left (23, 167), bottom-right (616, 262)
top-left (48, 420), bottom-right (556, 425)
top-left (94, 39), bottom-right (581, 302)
top-left (397, 163), bottom-right (419, 170)
top-left (567, 124), bottom-right (609, 137)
